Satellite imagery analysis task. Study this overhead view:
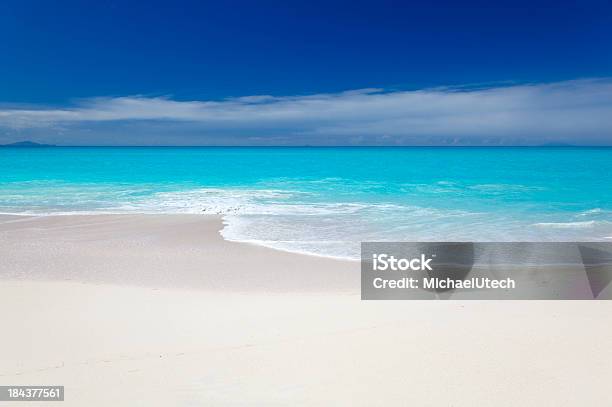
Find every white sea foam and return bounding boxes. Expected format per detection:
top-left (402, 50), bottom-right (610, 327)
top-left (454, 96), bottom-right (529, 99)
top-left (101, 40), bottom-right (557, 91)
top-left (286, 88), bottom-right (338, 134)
top-left (533, 221), bottom-right (598, 229)
top-left (578, 208), bottom-right (604, 216)
top-left (2, 186), bottom-right (612, 260)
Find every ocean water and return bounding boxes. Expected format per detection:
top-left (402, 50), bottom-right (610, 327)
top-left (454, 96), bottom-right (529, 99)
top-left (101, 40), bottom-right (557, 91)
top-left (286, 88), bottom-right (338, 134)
top-left (1, 147), bottom-right (611, 259)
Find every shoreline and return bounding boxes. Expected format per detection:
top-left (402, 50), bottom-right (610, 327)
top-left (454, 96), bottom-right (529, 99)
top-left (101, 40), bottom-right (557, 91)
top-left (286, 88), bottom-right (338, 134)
top-left (0, 212), bottom-right (361, 262)
top-left (0, 214), bottom-right (357, 292)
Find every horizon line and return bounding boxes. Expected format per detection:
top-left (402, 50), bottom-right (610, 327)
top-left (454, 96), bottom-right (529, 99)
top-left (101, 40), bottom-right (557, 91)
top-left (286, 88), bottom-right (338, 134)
top-left (3, 144), bottom-right (612, 148)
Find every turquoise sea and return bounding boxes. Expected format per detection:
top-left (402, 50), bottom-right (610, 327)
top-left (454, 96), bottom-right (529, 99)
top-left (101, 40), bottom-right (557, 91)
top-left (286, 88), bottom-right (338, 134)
top-left (1, 147), bottom-right (611, 259)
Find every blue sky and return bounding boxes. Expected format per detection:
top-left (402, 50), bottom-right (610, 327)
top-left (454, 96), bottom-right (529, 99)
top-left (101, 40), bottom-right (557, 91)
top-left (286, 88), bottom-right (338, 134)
top-left (1, 0), bottom-right (611, 145)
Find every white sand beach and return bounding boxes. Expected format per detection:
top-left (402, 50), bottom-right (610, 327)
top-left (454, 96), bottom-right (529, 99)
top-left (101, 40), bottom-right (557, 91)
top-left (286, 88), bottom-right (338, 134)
top-left (1, 214), bottom-right (611, 406)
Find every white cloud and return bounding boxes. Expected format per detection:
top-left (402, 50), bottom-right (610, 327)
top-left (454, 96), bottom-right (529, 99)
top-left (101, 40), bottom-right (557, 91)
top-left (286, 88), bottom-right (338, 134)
top-left (1, 78), bottom-right (612, 145)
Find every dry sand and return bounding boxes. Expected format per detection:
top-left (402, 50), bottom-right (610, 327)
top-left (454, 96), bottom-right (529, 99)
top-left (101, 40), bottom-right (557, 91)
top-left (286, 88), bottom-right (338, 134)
top-left (0, 214), bottom-right (611, 406)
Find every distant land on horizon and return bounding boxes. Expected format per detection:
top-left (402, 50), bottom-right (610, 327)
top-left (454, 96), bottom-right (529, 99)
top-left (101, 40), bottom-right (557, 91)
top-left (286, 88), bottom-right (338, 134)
top-left (0, 141), bottom-right (56, 148)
